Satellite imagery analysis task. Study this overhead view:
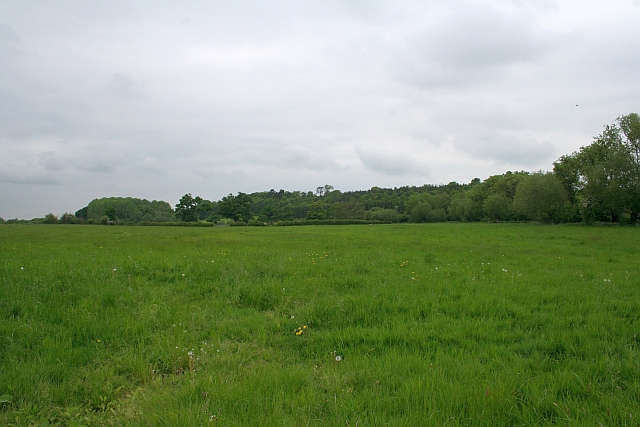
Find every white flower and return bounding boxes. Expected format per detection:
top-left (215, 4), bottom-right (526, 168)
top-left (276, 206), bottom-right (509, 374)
top-left (335, 355), bottom-right (342, 362)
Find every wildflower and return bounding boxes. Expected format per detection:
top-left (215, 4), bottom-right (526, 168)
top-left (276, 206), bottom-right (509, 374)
top-left (20, 267), bottom-right (24, 270)
top-left (335, 355), bottom-right (342, 362)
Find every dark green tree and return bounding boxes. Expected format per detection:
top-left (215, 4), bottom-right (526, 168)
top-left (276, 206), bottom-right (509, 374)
top-left (84, 197), bottom-right (175, 223)
top-left (195, 199), bottom-right (214, 220)
top-left (513, 172), bottom-right (568, 223)
top-left (330, 202), bottom-right (365, 219)
top-left (44, 213), bottom-right (58, 224)
top-left (175, 194), bottom-right (201, 222)
top-left (553, 113), bottom-right (640, 222)
top-left (365, 208), bottom-right (400, 222)
top-left (483, 194), bottom-right (512, 221)
top-left (219, 192), bottom-right (253, 222)
top-left (105, 206), bottom-right (117, 222)
top-left (75, 207), bottom-right (88, 221)
top-left (59, 213), bottom-right (75, 224)
top-left (619, 112), bottom-right (640, 162)
top-left (411, 202), bottom-right (446, 223)
top-left (306, 202), bottom-right (328, 220)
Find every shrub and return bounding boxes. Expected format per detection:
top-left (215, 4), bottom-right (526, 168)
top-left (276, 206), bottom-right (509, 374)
top-left (44, 213), bottom-right (58, 224)
top-left (483, 194), bottom-right (512, 222)
top-left (366, 208), bottom-right (400, 222)
top-left (59, 213), bottom-right (76, 224)
top-left (411, 203), bottom-right (447, 223)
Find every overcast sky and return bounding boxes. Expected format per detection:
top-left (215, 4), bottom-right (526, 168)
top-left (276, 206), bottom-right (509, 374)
top-left (1, 1), bottom-right (639, 219)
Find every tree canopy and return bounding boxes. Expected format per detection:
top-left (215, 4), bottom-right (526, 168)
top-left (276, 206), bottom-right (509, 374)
top-left (26, 113), bottom-right (638, 227)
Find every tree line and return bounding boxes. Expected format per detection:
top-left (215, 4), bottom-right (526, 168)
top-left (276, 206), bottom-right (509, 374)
top-left (4, 113), bottom-right (637, 226)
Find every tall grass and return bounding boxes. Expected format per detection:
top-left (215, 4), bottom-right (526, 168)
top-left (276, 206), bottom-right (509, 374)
top-left (1, 224), bottom-right (639, 426)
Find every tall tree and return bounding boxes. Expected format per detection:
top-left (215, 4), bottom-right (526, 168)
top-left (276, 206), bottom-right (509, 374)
top-left (553, 113), bottom-right (640, 222)
top-left (105, 206), bottom-right (117, 222)
top-left (175, 193), bottom-right (201, 222)
top-left (513, 172), bottom-right (568, 223)
top-left (618, 113), bottom-right (640, 162)
top-left (219, 192), bottom-right (253, 222)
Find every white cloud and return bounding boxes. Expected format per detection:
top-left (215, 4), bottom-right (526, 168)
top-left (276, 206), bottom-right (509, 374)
top-left (0, 1), bottom-right (638, 218)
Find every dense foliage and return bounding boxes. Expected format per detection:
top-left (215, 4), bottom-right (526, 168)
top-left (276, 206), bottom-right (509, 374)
top-left (82, 197), bottom-right (175, 224)
top-left (14, 113), bottom-right (638, 226)
top-left (554, 113), bottom-right (640, 223)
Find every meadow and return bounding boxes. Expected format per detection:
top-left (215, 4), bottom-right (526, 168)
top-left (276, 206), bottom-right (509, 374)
top-left (1, 223), bottom-right (639, 426)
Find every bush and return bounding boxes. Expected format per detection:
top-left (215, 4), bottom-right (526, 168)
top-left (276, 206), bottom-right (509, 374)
top-left (483, 194), bottom-right (512, 222)
top-left (411, 203), bottom-right (446, 223)
top-left (206, 214), bottom-right (222, 223)
top-left (366, 208), bottom-right (400, 222)
top-left (275, 219), bottom-right (387, 226)
top-left (513, 172), bottom-right (569, 223)
top-left (44, 213), bottom-right (58, 224)
top-left (59, 213), bottom-right (76, 224)
top-left (138, 221), bottom-right (214, 227)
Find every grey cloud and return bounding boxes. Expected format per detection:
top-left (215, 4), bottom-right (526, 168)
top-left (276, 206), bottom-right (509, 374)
top-left (279, 145), bottom-right (346, 171)
top-left (107, 73), bottom-right (147, 99)
top-left (454, 133), bottom-right (556, 166)
top-left (71, 145), bottom-right (127, 173)
top-left (0, 23), bottom-right (23, 56)
top-left (355, 144), bottom-right (427, 177)
top-left (38, 151), bottom-right (65, 171)
top-left (428, 6), bottom-right (545, 67)
top-left (0, 2), bottom-right (638, 219)
top-left (0, 167), bottom-right (59, 185)
top-left (395, 2), bottom-right (555, 88)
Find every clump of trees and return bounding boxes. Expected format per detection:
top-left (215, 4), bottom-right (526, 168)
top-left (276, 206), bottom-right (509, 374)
top-left (10, 113), bottom-right (635, 227)
top-left (554, 113), bottom-right (640, 223)
top-left (76, 197), bottom-right (176, 224)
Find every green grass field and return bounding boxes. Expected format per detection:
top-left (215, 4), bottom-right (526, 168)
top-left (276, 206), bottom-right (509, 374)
top-left (1, 223), bottom-right (639, 426)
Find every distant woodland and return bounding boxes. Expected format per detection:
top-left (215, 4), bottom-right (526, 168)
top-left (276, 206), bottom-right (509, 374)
top-left (3, 113), bottom-right (639, 226)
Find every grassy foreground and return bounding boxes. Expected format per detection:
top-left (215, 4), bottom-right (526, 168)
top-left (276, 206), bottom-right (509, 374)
top-left (1, 223), bottom-right (639, 426)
